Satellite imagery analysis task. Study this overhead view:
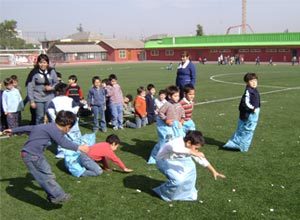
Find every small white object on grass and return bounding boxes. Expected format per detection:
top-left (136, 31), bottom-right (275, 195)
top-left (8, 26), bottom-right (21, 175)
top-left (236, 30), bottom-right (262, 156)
top-left (228, 199), bottom-right (231, 202)
top-left (232, 210), bottom-right (237, 213)
top-left (136, 189), bottom-right (141, 193)
top-left (147, 210), bottom-right (151, 213)
top-left (232, 189), bottom-right (236, 192)
top-left (270, 208), bottom-right (274, 212)
top-left (199, 200), bottom-right (204, 203)
top-left (77, 181), bottom-right (81, 183)
top-left (169, 204), bottom-right (173, 207)
top-left (280, 185), bottom-right (285, 189)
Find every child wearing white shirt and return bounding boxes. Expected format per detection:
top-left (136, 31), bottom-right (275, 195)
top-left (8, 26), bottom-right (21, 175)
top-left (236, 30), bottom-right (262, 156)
top-left (153, 130), bottom-right (225, 201)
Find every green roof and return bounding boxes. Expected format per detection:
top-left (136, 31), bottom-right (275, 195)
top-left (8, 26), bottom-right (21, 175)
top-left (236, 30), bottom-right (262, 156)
top-left (144, 32), bottom-right (300, 49)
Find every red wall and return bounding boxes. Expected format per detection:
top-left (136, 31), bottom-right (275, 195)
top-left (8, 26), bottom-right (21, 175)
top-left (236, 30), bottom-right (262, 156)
top-left (145, 47), bottom-right (300, 62)
top-left (99, 42), bottom-right (144, 62)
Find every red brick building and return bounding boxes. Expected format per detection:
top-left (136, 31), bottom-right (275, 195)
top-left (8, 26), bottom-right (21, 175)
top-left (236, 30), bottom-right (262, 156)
top-left (99, 39), bottom-right (145, 62)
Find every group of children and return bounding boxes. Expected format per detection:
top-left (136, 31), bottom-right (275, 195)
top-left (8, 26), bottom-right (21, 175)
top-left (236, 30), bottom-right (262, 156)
top-left (2, 56), bottom-right (261, 204)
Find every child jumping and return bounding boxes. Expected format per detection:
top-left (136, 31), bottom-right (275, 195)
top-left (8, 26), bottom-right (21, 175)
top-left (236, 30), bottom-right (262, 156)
top-left (153, 130), bottom-right (225, 201)
top-left (3, 110), bottom-right (89, 204)
top-left (223, 73), bottom-right (261, 152)
top-left (148, 85), bottom-right (185, 164)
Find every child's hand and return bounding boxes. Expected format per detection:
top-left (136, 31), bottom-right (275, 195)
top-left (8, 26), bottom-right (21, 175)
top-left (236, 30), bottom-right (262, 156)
top-left (78, 144), bottom-right (89, 153)
top-left (123, 168), bottom-right (133, 173)
top-left (213, 171), bottom-right (226, 180)
top-left (165, 119), bottom-right (173, 126)
top-left (3, 129), bottom-right (12, 136)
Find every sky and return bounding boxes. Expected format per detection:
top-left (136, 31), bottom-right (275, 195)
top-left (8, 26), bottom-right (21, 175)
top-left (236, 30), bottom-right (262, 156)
top-left (0, 0), bottom-right (299, 40)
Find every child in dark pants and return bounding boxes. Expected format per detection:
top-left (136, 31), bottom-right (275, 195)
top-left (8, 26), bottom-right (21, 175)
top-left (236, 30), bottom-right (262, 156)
top-left (4, 111), bottom-right (89, 204)
top-left (145, 84), bottom-right (156, 124)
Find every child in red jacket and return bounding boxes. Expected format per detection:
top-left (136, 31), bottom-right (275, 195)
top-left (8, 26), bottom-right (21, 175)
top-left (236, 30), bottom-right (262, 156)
top-left (87, 134), bottom-right (133, 172)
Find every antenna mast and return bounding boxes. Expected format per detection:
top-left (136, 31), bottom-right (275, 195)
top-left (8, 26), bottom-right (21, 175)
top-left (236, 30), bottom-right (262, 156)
top-left (242, 0), bottom-right (247, 34)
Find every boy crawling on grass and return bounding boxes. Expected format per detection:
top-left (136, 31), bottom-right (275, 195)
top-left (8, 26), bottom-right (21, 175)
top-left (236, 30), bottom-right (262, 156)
top-left (87, 134), bottom-right (133, 173)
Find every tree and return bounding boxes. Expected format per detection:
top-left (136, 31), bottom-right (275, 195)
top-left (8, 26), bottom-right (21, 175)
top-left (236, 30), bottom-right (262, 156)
top-left (0, 20), bottom-right (33, 49)
top-left (196, 24), bottom-right (204, 36)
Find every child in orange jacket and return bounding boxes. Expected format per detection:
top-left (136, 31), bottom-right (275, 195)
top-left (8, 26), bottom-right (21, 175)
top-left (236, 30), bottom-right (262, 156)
top-left (124, 86), bottom-right (148, 128)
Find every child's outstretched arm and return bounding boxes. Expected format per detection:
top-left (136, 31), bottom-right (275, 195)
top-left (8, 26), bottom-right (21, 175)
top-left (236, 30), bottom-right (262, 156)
top-left (206, 164), bottom-right (226, 180)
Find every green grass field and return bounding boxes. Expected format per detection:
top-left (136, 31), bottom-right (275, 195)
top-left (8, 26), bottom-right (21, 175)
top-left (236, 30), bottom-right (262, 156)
top-left (0, 63), bottom-right (299, 219)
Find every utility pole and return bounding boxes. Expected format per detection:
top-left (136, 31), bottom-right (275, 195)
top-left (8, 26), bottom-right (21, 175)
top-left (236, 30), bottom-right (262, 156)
top-left (242, 0), bottom-right (247, 34)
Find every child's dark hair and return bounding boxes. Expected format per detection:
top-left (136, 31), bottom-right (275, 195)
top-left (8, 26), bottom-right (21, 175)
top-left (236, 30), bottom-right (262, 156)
top-left (244, 73), bottom-right (258, 82)
top-left (137, 86), bottom-right (146, 95)
top-left (125, 94), bottom-right (133, 102)
top-left (166, 85), bottom-right (180, 97)
top-left (92, 76), bottom-right (101, 84)
top-left (147, 84), bottom-right (155, 91)
top-left (10, 75), bottom-right (18, 81)
top-left (54, 83), bottom-right (68, 95)
top-left (109, 74), bottom-right (117, 81)
top-left (183, 84), bottom-right (195, 94)
top-left (102, 78), bottom-right (110, 85)
top-left (158, 89), bottom-right (167, 96)
top-left (3, 77), bottom-right (13, 86)
top-left (55, 110), bottom-right (77, 128)
top-left (68, 75), bottom-right (78, 82)
top-left (106, 134), bottom-right (121, 145)
top-left (184, 130), bottom-right (205, 146)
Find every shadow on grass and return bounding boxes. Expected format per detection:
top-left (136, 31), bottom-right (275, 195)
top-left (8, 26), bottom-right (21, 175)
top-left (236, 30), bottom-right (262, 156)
top-left (0, 173), bottom-right (62, 210)
top-left (55, 159), bottom-right (71, 175)
top-left (123, 175), bottom-right (163, 198)
top-left (204, 136), bottom-right (226, 148)
top-left (121, 139), bottom-right (156, 161)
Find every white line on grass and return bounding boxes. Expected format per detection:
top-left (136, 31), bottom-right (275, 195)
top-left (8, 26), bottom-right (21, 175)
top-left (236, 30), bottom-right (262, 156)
top-left (194, 72), bottom-right (300, 106)
top-left (195, 87), bottom-right (300, 106)
top-left (210, 73), bottom-right (287, 89)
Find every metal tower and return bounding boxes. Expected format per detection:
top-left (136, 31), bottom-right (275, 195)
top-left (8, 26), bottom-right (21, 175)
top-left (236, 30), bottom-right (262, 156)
top-left (242, 0), bottom-right (247, 34)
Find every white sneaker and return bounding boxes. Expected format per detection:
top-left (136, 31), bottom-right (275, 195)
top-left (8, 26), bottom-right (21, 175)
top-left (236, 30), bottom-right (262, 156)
top-left (113, 126), bottom-right (118, 131)
top-left (55, 151), bottom-right (65, 159)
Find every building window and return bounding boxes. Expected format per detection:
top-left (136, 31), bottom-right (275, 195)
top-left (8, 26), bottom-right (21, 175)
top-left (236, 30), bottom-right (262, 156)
top-left (278, 49), bottom-right (290, 53)
top-left (119, 50), bottom-right (126, 59)
top-left (239, 49), bottom-right (249, 53)
top-left (88, 53), bottom-right (95, 59)
top-left (210, 49), bottom-right (218, 53)
top-left (250, 49), bottom-right (261, 53)
top-left (266, 49), bottom-right (277, 53)
top-left (165, 50), bottom-right (174, 56)
top-left (151, 50), bottom-right (159, 56)
top-left (219, 49), bottom-right (231, 53)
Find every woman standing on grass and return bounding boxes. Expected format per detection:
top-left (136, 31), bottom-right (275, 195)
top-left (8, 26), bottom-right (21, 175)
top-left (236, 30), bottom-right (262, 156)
top-left (26, 54), bottom-right (58, 125)
top-left (176, 51), bottom-right (196, 99)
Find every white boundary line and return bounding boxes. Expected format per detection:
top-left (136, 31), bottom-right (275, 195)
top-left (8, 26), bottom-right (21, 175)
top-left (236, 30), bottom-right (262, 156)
top-left (194, 72), bottom-right (300, 106)
top-left (210, 72), bottom-right (287, 89)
